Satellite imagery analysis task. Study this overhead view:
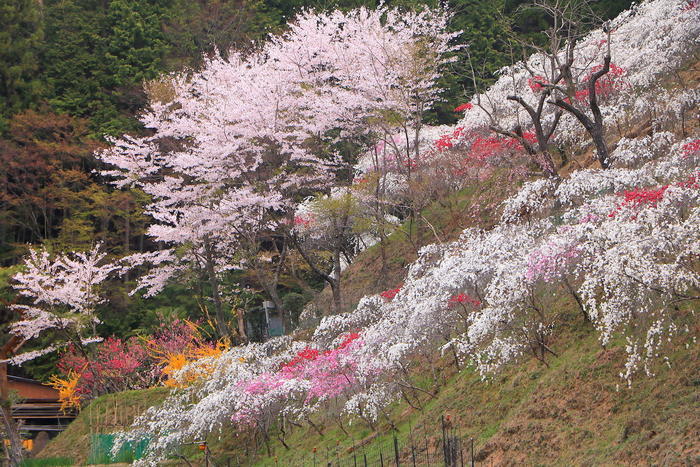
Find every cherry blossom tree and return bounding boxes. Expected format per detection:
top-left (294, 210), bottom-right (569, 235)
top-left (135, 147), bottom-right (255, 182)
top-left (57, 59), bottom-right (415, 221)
top-left (1, 244), bottom-right (116, 466)
top-left (99, 6), bottom-right (457, 327)
top-left (5, 244), bottom-right (117, 365)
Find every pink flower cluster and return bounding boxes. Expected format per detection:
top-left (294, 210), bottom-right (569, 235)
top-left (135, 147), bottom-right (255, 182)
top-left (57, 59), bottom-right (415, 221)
top-left (525, 242), bottom-right (581, 283)
top-left (236, 332), bottom-right (363, 423)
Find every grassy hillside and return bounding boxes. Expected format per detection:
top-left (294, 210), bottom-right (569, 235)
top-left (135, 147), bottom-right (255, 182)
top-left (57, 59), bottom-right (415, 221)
top-left (227, 305), bottom-right (698, 466)
top-left (36, 170), bottom-right (699, 465)
top-left (37, 175), bottom-right (700, 465)
top-left (40, 314), bottom-right (697, 465)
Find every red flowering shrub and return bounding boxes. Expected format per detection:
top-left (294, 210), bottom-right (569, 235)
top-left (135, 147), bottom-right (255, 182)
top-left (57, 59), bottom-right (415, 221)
top-left (282, 347), bottom-right (321, 369)
top-left (622, 186), bottom-right (669, 208)
top-left (58, 337), bottom-right (151, 400)
top-left (682, 139), bottom-right (700, 157)
top-left (574, 63), bottom-right (627, 104)
top-left (435, 127), bottom-right (466, 151)
top-left (682, 0), bottom-right (700, 11)
top-left (57, 320), bottom-right (208, 402)
top-left (294, 215), bottom-right (314, 227)
top-left (609, 185), bottom-right (669, 217)
top-left (677, 172), bottom-right (700, 189)
top-left (280, 332), bottom-right (361, 371)
top-left (528, 75), bottom-right (549, 93)
top-left (337, 332), bottom-right (361, 349)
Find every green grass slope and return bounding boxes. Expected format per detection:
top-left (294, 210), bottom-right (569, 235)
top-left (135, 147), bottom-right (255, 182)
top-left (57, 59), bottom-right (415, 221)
top-left (37, 388), bottom-right (169, 465)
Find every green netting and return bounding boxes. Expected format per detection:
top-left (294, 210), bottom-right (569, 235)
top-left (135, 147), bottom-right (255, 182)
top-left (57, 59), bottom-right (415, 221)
top-left (88, 433), bottom-right (149, 464)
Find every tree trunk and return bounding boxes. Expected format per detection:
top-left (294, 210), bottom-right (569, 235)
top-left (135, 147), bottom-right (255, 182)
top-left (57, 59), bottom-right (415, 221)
top-left (236, 308), bottom-right (248, 343)
top-left (203, 239), bottom-right (229, 339)
top-left (1, 338), bottom-right (24, 467)
top-left (331, 247), bottom-right (343, 314)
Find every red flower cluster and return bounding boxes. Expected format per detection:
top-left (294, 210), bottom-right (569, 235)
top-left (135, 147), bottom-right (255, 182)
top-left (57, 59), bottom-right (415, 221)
top-left (448, 293), bottom-right (481, 307)
top-left (337, 332), bottom-right (361, 349)
top-left (622, 185), bottom-right (669, 207)
top-left (574, 63), bottom-right (627, 103)
top-left (454, 103), bottom-right (473, 112)
top-left (56, 320), bottom-right (207, 401)
top-left (380, 285), bottom-right (402, 300)
top-left (682, 139), bottom-right (700, 157)
top-left (470, 135), bottom-right (523, 160)
top-left (611, 174), bottom-right (700, 217)
top-left (283, 347), bottom-right (320, 369)
top-left (281, 332), bottom-right (361, 370)
top-left (294, 215), bottom-right (314, 227)
top-left (528, 75), bottom-right (549, 93)
top-left (682, 0), bottom-right (700, 11)
top-left (404, 159), bottom-right (419, 170)
top-left (609, 185), bottom-right (669, 217)
top-left (676, 172), bottom-right (700, 189)
top-left (436, 127), bottom-right (466, 151)
top-left (522, 132), bottom-right (538, 145)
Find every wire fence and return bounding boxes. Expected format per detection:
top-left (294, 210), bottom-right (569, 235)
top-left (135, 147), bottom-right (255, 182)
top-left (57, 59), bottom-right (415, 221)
top-left (207, 415), bottom-right (477, 467)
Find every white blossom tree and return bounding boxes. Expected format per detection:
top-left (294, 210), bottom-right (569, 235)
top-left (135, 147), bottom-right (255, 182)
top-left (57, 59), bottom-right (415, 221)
top-left (1, 244), bottom-right (116, 466)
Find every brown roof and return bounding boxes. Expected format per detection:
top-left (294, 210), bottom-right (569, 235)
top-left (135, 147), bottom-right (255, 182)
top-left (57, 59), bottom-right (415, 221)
top-left (8, 375), bottom-right (59, 401)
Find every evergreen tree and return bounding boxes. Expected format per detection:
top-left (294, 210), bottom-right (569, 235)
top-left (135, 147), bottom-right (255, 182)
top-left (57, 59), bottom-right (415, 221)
top-left (0, 0), bottom-right (44, 132)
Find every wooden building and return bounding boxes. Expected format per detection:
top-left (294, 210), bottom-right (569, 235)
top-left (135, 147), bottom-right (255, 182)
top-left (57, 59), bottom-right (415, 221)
top-left (7, 375), bottom-right (76, 454)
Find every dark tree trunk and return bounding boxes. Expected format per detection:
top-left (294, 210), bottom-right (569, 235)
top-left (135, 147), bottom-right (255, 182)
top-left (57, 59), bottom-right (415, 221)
top-left (203, 239), bottom-right (229, 338)
top-left (1, 338), bottom-right (24, 467)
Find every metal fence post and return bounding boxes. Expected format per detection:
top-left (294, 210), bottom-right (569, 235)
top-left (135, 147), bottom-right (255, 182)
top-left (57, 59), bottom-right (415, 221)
top-left (394, 435), bottom-right (400, 466)
top-left (471, 438), bottom-right (475, 467)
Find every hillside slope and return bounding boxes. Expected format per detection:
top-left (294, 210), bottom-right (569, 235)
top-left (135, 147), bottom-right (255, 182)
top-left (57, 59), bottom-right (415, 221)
top-left (37, 318), bottom-right (699, 465)
top-left (246, 320), bottom-right (699, 466)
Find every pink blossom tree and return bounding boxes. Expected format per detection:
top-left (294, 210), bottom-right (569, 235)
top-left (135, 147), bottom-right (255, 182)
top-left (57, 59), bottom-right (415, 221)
top-left (99, 6), bottom-right (457, 325)
top-left (5, 244), bottom-right (117, 365)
